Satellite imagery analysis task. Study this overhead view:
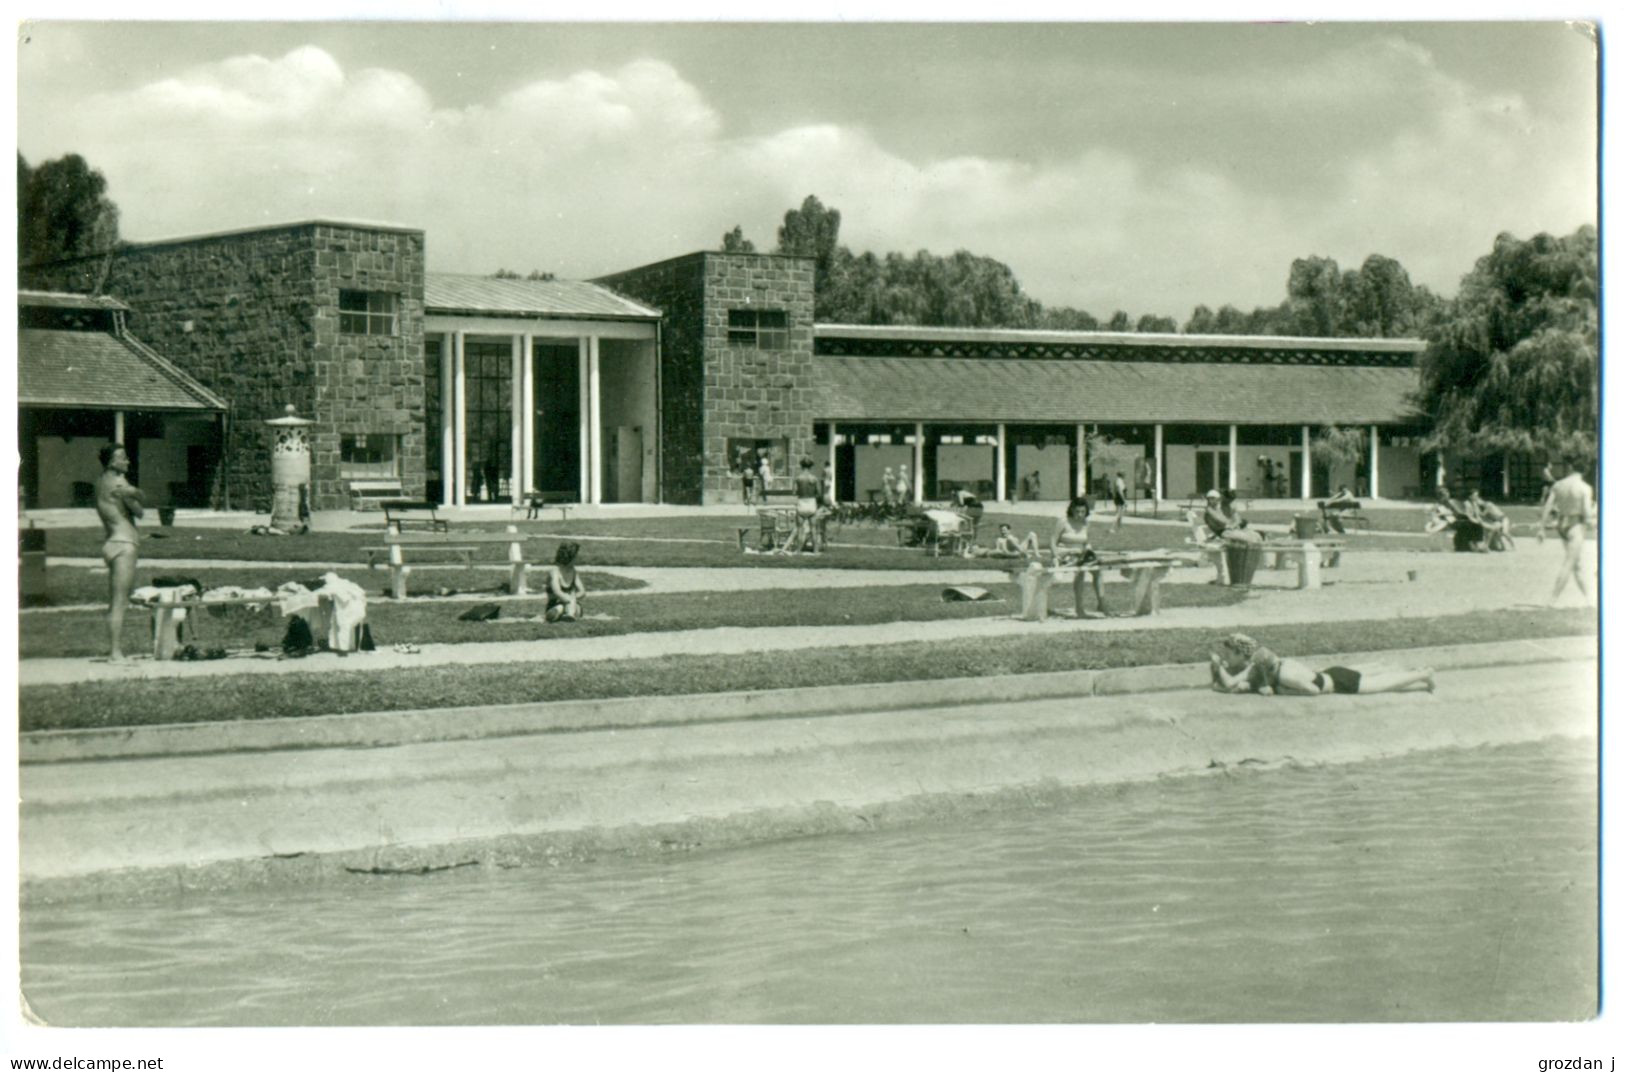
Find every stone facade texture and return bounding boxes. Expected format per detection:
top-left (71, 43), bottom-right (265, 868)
top-left (597, 251), bottom-right (816, 504)
top-left (23, 222), bottom-right (428, 510)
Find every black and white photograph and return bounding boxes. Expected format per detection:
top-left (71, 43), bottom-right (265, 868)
top-left (6, 8), bottom-right (1607, 1068)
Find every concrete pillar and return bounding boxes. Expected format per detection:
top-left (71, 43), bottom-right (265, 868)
top-left (995, 424), bottom-right (1008, 502)
top-left (522, 335), bottom-right (536, 497)
top-left (827, 424), bottom-right (838, 485)
top-left (439, 335), bottom-right (454, 507)
top-left (113, 411), bottom-right (125, 443)
top-left (587, 336), bottom-right (603, 505)
top-left (1153, 424), bottom-right (1165, 502)
top-left (578, 339), bottom-right (590, 504)
top-left (913, 422), bottom-right (925, 504)
top-left (453, 331), bottom-right (467, 507)
top-left (1076, 424), bottom-right (1088, 497)
top-left (510, 334), bottom-right (523, 502)
top-left (1227, 424), bottom-right (1238, 493)
top-left (1369, 424), bottom-right (1381, 499)
top-left (1300, 425), bottom-right (1312, 500)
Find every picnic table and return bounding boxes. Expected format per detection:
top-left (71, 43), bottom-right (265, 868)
top-left (1002, 551), bottom-right (1199, 622)
top-left (363, 525), bottom-right (542, 598)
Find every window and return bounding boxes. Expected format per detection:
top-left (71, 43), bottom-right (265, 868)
top-left (727, 308), bottom-right (789, 349)
top-left (339, 290), bottom-right (398, 335)
top-left (340, 433), bottom-right (400, 478)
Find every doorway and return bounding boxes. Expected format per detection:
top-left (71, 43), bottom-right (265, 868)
top-left (533, 342), bottom-right (581, 502)
top-left (1194, 450), bottom-right (1230, 497)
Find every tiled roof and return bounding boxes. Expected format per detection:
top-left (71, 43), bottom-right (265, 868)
top-left (816, 322), bottom-right (1425, 354)
top-left (19, 290), bottom-right (130, 312)
top-left (20, 329), bottom-right (227, 411)
top-left (426, 273), bottom-right (662, 320)
top-left (815, 357), bottom-right (1425, 425)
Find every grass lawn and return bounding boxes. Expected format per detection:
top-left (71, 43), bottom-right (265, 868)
top-left (17, 606), bottom-right (1594, 732)
top-left (18, 577), bottom-right (1247, 659)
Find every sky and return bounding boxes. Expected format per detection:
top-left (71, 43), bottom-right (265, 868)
top-left (14, 18), bottom-right (1600, 321)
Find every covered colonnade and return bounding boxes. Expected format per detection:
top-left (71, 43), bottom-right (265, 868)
top-left (811, 325), bottom-right (1428, 506)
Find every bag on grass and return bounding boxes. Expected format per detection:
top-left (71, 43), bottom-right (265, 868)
top-left (458, 603), bottom-right (502, 622)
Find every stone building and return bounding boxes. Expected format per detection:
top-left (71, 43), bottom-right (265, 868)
top-left (26, 216), bottom-right (1516, 511)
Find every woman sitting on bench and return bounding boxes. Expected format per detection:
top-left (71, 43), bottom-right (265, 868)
top-left (544, 541), bottom-right (586, 622)
top-left (1052, 496), bottom-right (1109, 617)
top-left (1318, 485), bottom-right (1360, 533)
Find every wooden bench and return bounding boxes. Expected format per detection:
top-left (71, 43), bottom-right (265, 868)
top-left (382, 500), bottom-right (448, 533)
top-left (366, 526), bottom-right (538, 598)
top-left (511, 492), bottom-right (571, 523)
top-left (1319, 505), bottom-right (1371, 532)
top-left (348, 479), bottom-right (404, 511)
top-left (1003, 553), bottom-right (1196, 621)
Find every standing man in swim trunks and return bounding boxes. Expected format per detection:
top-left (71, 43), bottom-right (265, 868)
top-left (1539, 458), bottom-right (1595, 604)
top-left (96, 442), bottom-right (144, 661)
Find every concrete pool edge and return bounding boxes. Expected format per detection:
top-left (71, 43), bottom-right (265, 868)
top-left (20, 658), bottom-right (1597, 905)
top-left (18, 633), bottom-right (1597, 764)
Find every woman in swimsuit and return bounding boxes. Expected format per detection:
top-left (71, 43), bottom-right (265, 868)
top-left (789, 457), bottom-right (822, 553)
top-left (544, 541), bottom-right (586, 622)
top-left (1051, 495), bottom-right (1108, 617)
top-left (1210, 633), bottom-right (1434, 695)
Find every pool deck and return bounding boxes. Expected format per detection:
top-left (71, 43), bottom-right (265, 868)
top-left (19, 641), bottom-right (1597, 902)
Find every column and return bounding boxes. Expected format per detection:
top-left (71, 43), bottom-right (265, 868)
top-left (522, 334), bottom-right (536, 497)
top-left (913, 422), bottom-right (925, 504)
top-left (1369, 424), bottom-right (1381, 499)
top-left (578, 339), bottom-right (591, 504)
top-left (453, 331), bottom-right (467, 507)
top-left (587, 336), bottom-right (603, 505)
top-left (995, 423), bottom-right (1008, 502)
top-left (1153, 424), bottom-right (1165, 502)
top-left (827, 423), bottom-right (838, 482)
top-left (440, 335), bottom-right (454, 506)
top-left (113, 411), bottom-right (125, 443)
top-left (510, 334), bottom-right (523, 501)
top-left (1075, 424), bottom-right (1088, 498)
top-left (1502, 453), bottom-right (1511, 498)
top-left (1227, 424), bottom-right (1238, 493)
top-left (1300, 425), bottom-right (1312, 500)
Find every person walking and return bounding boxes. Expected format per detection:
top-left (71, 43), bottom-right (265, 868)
top-left (95, 443), bottom-right (144, 662)
top-left (1539, 459), bottom-right (1595, 604)
top-left (1112, 471), bottom-right (1128, 529)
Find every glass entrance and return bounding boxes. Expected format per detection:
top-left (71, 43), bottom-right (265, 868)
top-left (533, 341), bottom-right (581, 502)
top-left (464, 340), bottom-right (512, 503)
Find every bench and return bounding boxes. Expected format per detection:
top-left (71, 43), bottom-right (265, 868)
top-left (366, 526), bottom-right (537, 598)
top-left (140, 591), bottom-right (367, 660)
top-left (348, 479), bottom-right (404, 512)
top-left (1003, 553), bottom-right (1196, 621)
top-left (512, 492), bottom-right (571, 523)
top-left (1259, 538), bottom-right (1346, 590)
top-left (739, 507), bottom-right (799, 553)
top-left (382, 500), bottom-right (448, 533)
top-left (1319, 505), bottom-right (1371, 532)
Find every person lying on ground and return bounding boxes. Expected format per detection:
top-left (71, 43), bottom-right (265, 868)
top-left (990, 523), bottom-right (1042, 557)
top-left (544, 541), bottom-right (586, 622)
top-left (1210, 633), bottom-right (1434, 696)
top-left (1052, 496), bottom-right (1109, 616)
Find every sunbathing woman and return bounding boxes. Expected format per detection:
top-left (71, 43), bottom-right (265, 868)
top-left (991, 523), bottom-right (1042, 557)
top-left (1210, 633), bottom-right (1434, 695)
top-left (544, 541), bottom-right (586, 622)
top-left (1052, 495), bottom-right (1109, 617)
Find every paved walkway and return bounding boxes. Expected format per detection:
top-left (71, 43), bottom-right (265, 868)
top-left (16, 542), bottom-right (1596, 686)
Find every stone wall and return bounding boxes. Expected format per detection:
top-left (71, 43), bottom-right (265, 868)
top-left (23, 222), bottom-right (428, 510)
top-left (598, 251), bottom-right (816, 504)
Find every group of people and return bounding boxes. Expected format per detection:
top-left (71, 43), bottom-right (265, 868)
top-left (737, 449), bottom-right (775, 507)
top-left (878, 464), bottom-right (913, 506)
top-left (1427, 485), bottom-right (1513, 553)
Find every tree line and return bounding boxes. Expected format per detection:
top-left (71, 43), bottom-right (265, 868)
top-left (15, 153), bottom-right (1596, 461)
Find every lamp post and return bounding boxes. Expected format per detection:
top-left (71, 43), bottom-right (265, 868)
top-left (266, 404), bottom-right (313, 532)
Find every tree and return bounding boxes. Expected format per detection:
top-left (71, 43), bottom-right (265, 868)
top-left (1136, 313), bottom-right (1178, 333)
top-left (492, 268), bottom-right (522, 279)
top-left (776, 195), bottom-right (842, 295)
top-left (1106, 310), bottom-right (1131, 332)
top-left (18, 152), bottom-right (121, 265)
top-left (1417, 226), bottom-right (1598, 460)
top-left (1184, 305), bottom-right (1216, 334)
top-left (721, 225), bottom-right (756, 253)
top-left (1285, 255), bottom-right (1344, 336)
top-left (1344, 254), bottom-right (1415, 338)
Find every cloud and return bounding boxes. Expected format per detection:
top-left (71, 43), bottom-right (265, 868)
top-left (19, 42), bottom-right (1597, 320)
